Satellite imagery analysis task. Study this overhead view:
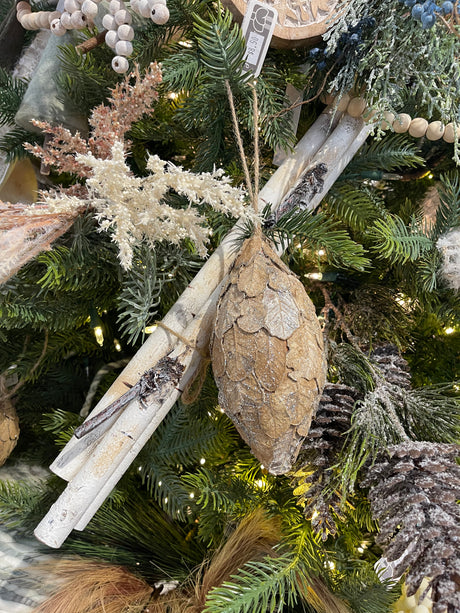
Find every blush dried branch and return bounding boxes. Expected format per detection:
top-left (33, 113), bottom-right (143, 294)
top-left (211, 234), bottom-right (327, 475)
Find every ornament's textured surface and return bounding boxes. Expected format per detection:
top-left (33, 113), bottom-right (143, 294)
top-left (293, 383), bottom-right (361, 540)
top-left (211, 235), bottom-right (326, 474)
top-left (371, 344), bottom-right (412, 389)
top-left (0, 398), bottom-right (20, 467)
top-left (362, 442), bottom-right (460, 613)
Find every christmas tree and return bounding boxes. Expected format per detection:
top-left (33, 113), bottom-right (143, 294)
top-left (0, 0), bottom-right (459, 612)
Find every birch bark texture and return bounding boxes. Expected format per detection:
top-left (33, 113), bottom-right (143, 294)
top-left (35, 109), bottom-right (373, 548)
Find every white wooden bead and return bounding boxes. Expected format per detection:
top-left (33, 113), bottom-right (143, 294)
top-left (105, 29), bottom-right (119, 48)
top-left (426, 121), bottom-right (445, 141)
top-left (16, 2), bottom-right (31, 13)
top-left (115, 8), bottom-right (132, 24)
top-left (60, 11), bottom-right (73, 28)
top-left (392, 113), bottom-right (411, 133)
top-left (112, 55), bottom-right (130, 73)
top-left (20, 14), bottom-right (39, 29)
top-left (380, 111), bottom-right (395, 130)
top-left (50, 17), bottom-right (67, 35)
top-left (148, 0), bottom-right (166, 6)
top-left (363, 107), bottom-right (378, 123)
top-left (150, 4), bottom-right (169, 24)
top-left (115, 39), bottom-right (133, 55)
top-left (137, 0), bottom-right (151, 17)
top-left (130, 0), bottom-right (140, 11)
top-left (409, 117), bottom-right (428, 138)
top-left (443, 123), bottom-right (460, 143)
top-left (17, 10), bottom-right (29, 21)
top-left (81, 0), bottom-right (98, 18)
top-left (37, 11), bottom-right (52, 28)
top-left (347, 97), bottom-right (367, 118)
top-left (48, 10), bottom-right (62, 24)
top-left (64, 0), bottom-right (80, 13)
top-left (117, 23), bottom-right (134, 40)
top-left (69, 9), bottom-right (88, 28)
top-left (335, 93), bottom-right (350, 112)
top-left (109, 0), bottom-right (124, 13)
top-left (102, 13), bottom-right (117, 29)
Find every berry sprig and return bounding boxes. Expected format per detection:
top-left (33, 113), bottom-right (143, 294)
top-left (309, 16), bottom-right (376, 72)
top-left (400, 0), bottom-right (460, 29)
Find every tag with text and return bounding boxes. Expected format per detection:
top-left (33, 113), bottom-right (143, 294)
top-left (241, 0), bottom-right (278, 77)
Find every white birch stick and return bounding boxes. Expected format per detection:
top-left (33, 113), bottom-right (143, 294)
top-left (35, 288), bottom-right (219, 548)
top-left (36, 110), bottom-right (372, 548)
top-left (50, 105), bottom-right (343, 483)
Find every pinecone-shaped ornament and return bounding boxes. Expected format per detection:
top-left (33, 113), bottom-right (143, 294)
top-left (362, 442), bottom-right (460, 613)
top-left (210, 234), bottom-right (327, 474)
top-left (0, 397), bottom-right (20, 466)
top-left (293, 383), bottom-right (361, 539)
top-left (371, 344), bottom-right (411, 389)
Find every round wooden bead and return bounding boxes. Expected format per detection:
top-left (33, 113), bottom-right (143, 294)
top-left (319, 91), bottom-right (335, 105)
top-left (64, 0), bottom-right (80, 13)
top-left (48, 10), bottom-right (62, 24)
top-left (409, 117), bottom-right (428, 138)
top-left (60, 11), bottom-right (73, 28)
top-left (335, 93), bottom-right (350, 112)
top-left (112, 55), bottom-right (130, 73)
top-left (443, 123), bottom-right (460, 143)
top-left (347, 97), bottom-right (367, 117)
top-left (115, 39), bottom-right (133, 55)
top-left (19, 14), bottom-right (36, 29)
top-left (117, 23), bottom-right (134, 40)
top-left (16, 2), bottom-right (31, 13)
top-left (150, 4), bottom-right (169, 23)
top-left (36, 11), bottom-right (52, 28)
top-left (426, 121), bottom-right (444, 141)
top-left (137, 0), bottom-right (152, 17)
top-left (102, 13), bottom-right (117, 29)
top-left (115, 8), bottom-right (132, 24)
top-left (105, 29), bottom-right (119, 48)
top-left (69, 10), bottom-right (88, 28)
top-left (148, 0), bottom-right (166, 6)
top-left (81, 0), bottom-right (98, 18)
top-left (109, 0), bottom-right (124, 13)
top-left (17, 9), bottom-right (32, 21)
top-left (363, 107), bottom-right (378, 123)
top-left (50, 17), bottom-right (67, 35)
top-left (380, 111), bottom-right (395, 130)
top-left (392, 113), bottom-right (411, 133)
top-left (131, 0), bottom-right (140, 11)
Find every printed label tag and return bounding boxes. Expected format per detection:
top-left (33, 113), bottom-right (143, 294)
top-left (241, 0), bottom-right (278, 77)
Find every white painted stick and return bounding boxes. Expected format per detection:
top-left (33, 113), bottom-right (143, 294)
top-left (50, 105), bottom-right (342, 482)
top-left (35, 289), bottom-right (217, 548)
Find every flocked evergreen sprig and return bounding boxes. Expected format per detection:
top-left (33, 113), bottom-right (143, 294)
top-left (321, 0), bottom-right (460, 162)
top-left (362, 442), bottom-right (460, 613)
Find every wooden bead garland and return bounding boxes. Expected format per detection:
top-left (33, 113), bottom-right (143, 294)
top-left (326, 93), bottom-right (459, 145)
top-left (16, 0), bottom-right (169, 73)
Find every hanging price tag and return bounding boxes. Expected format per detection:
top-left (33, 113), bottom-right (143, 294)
top-left (241, 0), bottom-right (278, 77)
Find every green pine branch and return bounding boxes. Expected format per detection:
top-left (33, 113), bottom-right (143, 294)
top-left (431, 172), bottom-right (460, 240)
top-left (0, 67), bottom-right (28, 126)
top-left (326, 182), bottom-right (385, 232)
top-left (344, 133), bottom-right (424, 175)
top-left (265, 207), bottom-right (371, 271)
top-left (369, 213), bottom-right (432, 265)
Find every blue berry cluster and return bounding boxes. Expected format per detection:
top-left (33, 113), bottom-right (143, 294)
top-left (400, 0), bottom-right (456, 28)
top-left (309, 16), bottom-right (376, 71)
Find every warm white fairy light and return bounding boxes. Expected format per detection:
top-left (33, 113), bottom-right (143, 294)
top-left (93, 325), bottom-right (104, 346)
top-left (114, 339), bottom-right (122, 351)
top-left (444, 327), bottom-right (455, 334)
top-left (306, 272), bottom-right (323, 280)
top-left (199, 458), bottom-right (206, 465)
top-left (189, 492), bottom-right (195, 499)
top-left (144, 324), bottom-right (158, 334)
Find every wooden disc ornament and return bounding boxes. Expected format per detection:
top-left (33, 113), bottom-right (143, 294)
top-left (223, 0), bottom-right (341, 48)
top-left (210, 233), bottom-right (327, 475)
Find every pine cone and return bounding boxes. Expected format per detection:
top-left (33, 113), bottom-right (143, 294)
top-left (371, 344), bottom-right (411, 389)
top-left (293, 383), bottom-right (362, 540)
top-left (211, 234), bottom-right (326, 475)
top-left (0, 398), bottom-right (20, 466)
top-left (362, 442), bottom-right (460, 613)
